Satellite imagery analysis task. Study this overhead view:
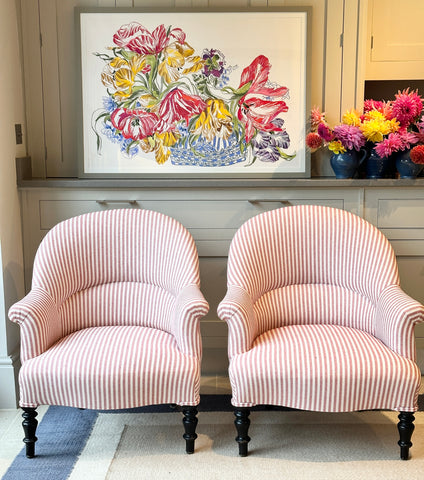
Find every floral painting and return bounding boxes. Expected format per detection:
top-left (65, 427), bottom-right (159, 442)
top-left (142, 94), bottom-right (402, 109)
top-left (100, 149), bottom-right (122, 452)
top-left (79, 10), bottom-right (309, 177)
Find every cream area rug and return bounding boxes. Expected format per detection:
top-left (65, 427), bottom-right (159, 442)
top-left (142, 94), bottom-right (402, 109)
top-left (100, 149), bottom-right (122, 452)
top-left (68, 410), bottom-right (424, 480)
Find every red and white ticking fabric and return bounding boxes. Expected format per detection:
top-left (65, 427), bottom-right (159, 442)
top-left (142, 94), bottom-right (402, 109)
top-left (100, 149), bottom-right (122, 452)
top-left (9, 209), bottom-right (209, 410)
top-left (218, 205), bottom-right (424, 412)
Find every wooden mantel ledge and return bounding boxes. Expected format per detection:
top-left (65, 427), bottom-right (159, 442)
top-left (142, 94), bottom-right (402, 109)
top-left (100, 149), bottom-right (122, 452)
top-left (16, 157), bottom-right (424, 189)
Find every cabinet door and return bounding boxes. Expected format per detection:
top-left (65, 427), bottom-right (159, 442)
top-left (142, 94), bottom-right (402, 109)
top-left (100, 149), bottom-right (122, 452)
top-left (366, 0), bottom-right (424, 80)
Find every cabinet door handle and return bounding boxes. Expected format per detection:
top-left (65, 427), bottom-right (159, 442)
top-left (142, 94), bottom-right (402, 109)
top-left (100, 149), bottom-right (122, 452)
top-left (248, 200), bottom-right (292, 206)
top-left (96, 200), bottom-right (139, 206)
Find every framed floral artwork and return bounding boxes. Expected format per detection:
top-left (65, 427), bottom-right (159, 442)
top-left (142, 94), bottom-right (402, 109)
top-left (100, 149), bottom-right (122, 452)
top-left (77, 7), bottom-right (311, 178)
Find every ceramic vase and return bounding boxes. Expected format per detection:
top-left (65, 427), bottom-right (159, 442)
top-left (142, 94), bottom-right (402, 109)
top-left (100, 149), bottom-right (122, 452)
top-left (395, 150), bottom-right (424, 179)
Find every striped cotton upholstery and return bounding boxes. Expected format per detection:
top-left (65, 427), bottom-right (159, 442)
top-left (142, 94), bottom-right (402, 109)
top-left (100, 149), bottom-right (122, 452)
top-left (9, 209), bottom-right (209, 409)
top-left (218, 205), bottom-right (424, 412)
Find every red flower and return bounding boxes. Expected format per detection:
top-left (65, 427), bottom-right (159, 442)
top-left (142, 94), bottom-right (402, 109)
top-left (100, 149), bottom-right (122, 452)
top-left (113, 22), bottom-right (186, 55)
top-left (410, 144), bottom-right (424, 164)
top-left (237, 55), bottom-right (289, 142)
top-left (306, 132), bottom-right (323, 150)
top-left (158, 88), bottom-right (206, 126)
top-left (111, 108), bottom-right (159, 140)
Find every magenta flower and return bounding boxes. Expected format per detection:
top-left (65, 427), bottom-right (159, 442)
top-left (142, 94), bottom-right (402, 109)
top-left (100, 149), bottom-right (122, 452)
top-left (158, 88), bottom-right (206, 127)
top-left (111, 108), bottom-right (159, 140)
top-left (317, 123), bottom-right (334, 142)
top-left (113, 22), bottom-right (186, 55)
top-left (333, 124), bottom-right (366, 151)
top-left (237, 55), bottom-right (289, 142)
top-left (374, 133), bottom-right (403, 157)
top-left (363, 99), bottom-right (385, 113)
top-left (390, 89), bottom-right (423, 127)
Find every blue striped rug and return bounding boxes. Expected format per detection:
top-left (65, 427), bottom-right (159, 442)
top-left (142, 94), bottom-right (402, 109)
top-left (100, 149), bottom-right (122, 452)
top-left (3, 394), bottom-right (424, 480)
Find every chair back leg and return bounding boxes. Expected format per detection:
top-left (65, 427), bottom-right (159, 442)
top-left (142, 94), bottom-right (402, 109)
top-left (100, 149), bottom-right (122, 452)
top-left (398, 412), bottom-right (415, 460)
top-left (234, 408), bottom-right (251, 456)
top-left (182, 406), bottom-right (198, 454)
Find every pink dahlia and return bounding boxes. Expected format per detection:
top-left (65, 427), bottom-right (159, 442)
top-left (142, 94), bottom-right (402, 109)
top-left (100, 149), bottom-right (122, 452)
top-left (363, 99), bottom-right (385, 113)
top-left (390, 89), bottom-right (423, 127)
top-left (410, 145), bottom-right (424, 164)
top-left (306, 132), bottom-right (323, 150)
top-left (398, 129), bottom-right (419, 149)
top-left (374, 132), bottom-right (403, 157)
top-left (317, 123), bottom-right (334, 142)
top-left (333, 124), bottom-right (366, 151)
top-left (310, 107), bottom-right (326, 131)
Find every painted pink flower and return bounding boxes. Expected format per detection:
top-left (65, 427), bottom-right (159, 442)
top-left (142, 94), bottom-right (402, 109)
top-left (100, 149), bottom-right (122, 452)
top-left (237, 55), bottom-right (289, 142)
top-left (113, 22), bottom-right (186, 55)
top-left (157, 88), bottom-right (206, 126)
top-left (111, 107), bottom-right (159, 140)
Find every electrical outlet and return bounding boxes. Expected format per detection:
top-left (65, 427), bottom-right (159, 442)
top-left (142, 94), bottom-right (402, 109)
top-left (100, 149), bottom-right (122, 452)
top-left (15, 124), bottom-right (23, 145)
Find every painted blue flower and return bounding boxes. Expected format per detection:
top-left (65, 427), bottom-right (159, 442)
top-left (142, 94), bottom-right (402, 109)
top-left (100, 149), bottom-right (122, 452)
top-left (251, 120), bottom-right (291, 162)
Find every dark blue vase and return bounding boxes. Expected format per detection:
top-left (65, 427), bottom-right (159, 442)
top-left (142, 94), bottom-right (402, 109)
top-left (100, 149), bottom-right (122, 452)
top-left (395, 150), bottom-right (424, 178)
top-left (366, 150), bottom-right (395, 179)
top-left (330, 149), bottom-right (366, 179)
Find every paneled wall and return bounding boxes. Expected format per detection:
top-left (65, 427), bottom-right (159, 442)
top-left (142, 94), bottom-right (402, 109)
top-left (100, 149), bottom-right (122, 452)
top-left (18, 0), bottom-right (367, 178)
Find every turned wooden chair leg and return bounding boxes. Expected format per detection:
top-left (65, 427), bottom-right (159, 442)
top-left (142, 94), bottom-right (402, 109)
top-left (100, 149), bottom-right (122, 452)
top-left (22, 407), bottom-right (38, 458)
top-left (398, 411), bottom-right (415, 460)
top-left (234, 408), bottom-right (251, 457)
top-left (182, 406), bottom-right (198, 454)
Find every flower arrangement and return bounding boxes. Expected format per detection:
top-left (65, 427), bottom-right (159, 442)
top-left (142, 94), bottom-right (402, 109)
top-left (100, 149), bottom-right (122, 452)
top-left (93, 22), bottom-right (295, 167)
top-left (306, 88), bottom-right (424, 165)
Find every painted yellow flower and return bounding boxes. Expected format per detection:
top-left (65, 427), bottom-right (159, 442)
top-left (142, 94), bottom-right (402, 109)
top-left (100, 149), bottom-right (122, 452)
top-left (158, 42), bottom-right (204, 84)
top-left (101, 55), bottom-right (148, 99)
top-left (342, 109), bottom-right (361, 126)
top-left (328, 140), bottom-right (346, 154)
top-left (192, 99), bottom-right (233, 142)
top-left (138, 130), bottom-right (180, 164)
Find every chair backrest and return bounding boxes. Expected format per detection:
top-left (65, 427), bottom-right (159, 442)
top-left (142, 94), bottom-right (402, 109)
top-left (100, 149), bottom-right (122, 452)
top-left (31, 209), bottom-right (200, 333)
top-left (227, 205), bottom-right (399, 333)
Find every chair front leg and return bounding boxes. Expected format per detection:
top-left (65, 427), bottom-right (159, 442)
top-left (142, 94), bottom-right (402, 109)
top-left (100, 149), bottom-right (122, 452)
top-left (182, 406), bottom-right (198, 454)
top-left (398, 412), bottom-right (415, 460)
top-left (22, 407), bottom-right (38, 458)
top-left (234, 408), bottom-right (251, 457)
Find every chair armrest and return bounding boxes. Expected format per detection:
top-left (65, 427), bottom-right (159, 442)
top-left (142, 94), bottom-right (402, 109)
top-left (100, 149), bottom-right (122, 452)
top-left (375, 285), bottom-right (424, 360)
top-left (172, 284), bottom-right (209, 358)
top-left (217, 285), bottom-right (257, 359)
top-left (8, 287), bottom-right (62, 363)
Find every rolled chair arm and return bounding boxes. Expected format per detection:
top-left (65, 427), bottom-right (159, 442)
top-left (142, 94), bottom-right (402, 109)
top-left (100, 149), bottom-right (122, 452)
top-left (375, 285), bottom-right (424, 360)
top-left (172, 284), bottom-right (209, 358)
top-left (8, 287), bottom-right (61, 363)
top-left (217, 285), bottom-right (257, 359)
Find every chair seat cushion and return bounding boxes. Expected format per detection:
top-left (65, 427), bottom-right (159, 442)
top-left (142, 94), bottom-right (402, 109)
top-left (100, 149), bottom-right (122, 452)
top-left (229, 324), bottom-right (421, 412)
top-left (19, 326), bottom-right (200, 410)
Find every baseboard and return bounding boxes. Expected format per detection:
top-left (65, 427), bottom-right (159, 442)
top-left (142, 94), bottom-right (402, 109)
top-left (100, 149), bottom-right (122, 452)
top-left (0, 352), bottom-right (19, 408)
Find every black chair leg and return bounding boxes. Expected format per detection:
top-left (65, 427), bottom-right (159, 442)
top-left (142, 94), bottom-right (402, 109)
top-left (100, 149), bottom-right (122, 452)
top-left (398, 411), bottom-right (415, 460)
top-left (22, 407), bottom-right (38, 458)
top-left (182, 406), bottom-right (198, 454)
top-left (234, 408), bottom-right (251, 457)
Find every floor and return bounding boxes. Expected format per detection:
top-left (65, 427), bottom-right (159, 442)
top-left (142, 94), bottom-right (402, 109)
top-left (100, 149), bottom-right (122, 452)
top-left (1, 376), bottom-right (423, 477)
top-left (0, 375), bottom-right (232, 476)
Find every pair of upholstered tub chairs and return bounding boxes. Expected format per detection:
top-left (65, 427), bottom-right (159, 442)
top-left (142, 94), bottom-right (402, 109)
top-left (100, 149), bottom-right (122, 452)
top-left (8, 205), bottom-right (424, 460)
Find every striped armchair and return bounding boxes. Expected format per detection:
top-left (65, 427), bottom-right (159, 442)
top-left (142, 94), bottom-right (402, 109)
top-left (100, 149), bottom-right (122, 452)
top-left (218, 205), bottom-right (424, 459)
top-left (9, 209), bottom-right (209, 457)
